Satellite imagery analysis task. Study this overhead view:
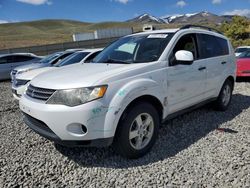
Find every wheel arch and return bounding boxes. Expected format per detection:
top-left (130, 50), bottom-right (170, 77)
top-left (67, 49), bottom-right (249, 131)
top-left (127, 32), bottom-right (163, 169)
top-left (115, 95), bottom-right (163, 133)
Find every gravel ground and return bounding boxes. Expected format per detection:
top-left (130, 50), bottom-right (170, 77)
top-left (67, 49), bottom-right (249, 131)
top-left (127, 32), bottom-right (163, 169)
top-left (0, 80), bottom-right (250, 187)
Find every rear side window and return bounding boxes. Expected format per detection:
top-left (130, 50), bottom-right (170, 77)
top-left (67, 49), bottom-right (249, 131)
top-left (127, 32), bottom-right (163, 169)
top-left (12, 55), bottom-right (35, 63)
top-left (198, 34), bottom-right (229, 59)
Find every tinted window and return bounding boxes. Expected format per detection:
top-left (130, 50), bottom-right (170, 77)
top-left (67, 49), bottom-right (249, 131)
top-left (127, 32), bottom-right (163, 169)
top-left (198, 34), bottom-right (229, 59)
top-left (85, 51), bottom-right (101, 63)
top-left (50, 52), bottom-right (73, 65)
top-left (40, 53), bottom-right (61, 64)
top-left (12, 55), bottom-right (35, 63)
top-left (235, 48), bottom-right (248, 53)
top-left (0, 57), bottom-right (8, 64)
top-left (238, 50), bottom-right (250, 58)
top-left (55, 52), bottom-right (90, 67)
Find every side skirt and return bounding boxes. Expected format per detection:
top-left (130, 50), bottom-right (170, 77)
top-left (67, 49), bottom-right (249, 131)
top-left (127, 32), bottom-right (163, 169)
top-left (162, 97), bottom-right (217, 123)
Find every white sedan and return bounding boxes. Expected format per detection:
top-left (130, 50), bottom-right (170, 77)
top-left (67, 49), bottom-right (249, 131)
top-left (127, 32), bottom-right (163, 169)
top-left (12, 48), bottom-right (102, 100)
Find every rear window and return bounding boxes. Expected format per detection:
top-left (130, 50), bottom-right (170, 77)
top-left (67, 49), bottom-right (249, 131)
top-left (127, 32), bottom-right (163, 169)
top-left (198, 34), bottom-right (229, 59)
top-left (235, 48), bottom-right (249, 53)
top-left (238, 50), bottom-right (250, 58)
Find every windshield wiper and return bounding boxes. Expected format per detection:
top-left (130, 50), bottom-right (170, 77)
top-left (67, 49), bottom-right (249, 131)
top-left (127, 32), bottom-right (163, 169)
top-left (102, 58), bottom-right (131, 64)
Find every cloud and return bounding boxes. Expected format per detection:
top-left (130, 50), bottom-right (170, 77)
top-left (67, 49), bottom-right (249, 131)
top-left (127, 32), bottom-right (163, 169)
top-left (16, 0), bottom-right (52, 5)
top-left (0, 20), bottom-right (8, 24)
top-left (113, 0), bottom-right (132, 4)
top-left (212, 0), bottom-right (222, 4)
top-left (176, 0), bottom-right (187, 8)
top-left (224, 9), bottom-right (250, 18)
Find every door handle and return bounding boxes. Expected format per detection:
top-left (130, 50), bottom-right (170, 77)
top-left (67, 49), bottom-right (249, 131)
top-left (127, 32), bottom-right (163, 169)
top-left (198, 67), bottom-right (206, 71)
top-left (221, 61), bottom-right (227, 65)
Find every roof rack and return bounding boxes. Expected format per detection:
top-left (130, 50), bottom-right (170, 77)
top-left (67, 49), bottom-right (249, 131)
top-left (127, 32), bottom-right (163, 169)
top-left (179, 24), bottom-right (223, 35)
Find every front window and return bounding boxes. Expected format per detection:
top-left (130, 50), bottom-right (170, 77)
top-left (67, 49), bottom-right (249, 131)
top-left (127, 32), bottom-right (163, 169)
top-left (39, 52), bottom-right (61, 64)
top-left (54, 52), bottom-right (90, 67)
top-left (92, 33), bottom-right (174, 64)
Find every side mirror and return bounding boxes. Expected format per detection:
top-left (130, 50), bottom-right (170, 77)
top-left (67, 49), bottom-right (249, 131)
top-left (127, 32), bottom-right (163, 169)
top-left (175, 50), bottom-right (194, 65)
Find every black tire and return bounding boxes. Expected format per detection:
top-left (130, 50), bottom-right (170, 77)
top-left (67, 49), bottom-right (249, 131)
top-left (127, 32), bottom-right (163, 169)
top-left (114, 102), bottom-right (159, 159)
top-left (213, 79), bottom-right (233, 111)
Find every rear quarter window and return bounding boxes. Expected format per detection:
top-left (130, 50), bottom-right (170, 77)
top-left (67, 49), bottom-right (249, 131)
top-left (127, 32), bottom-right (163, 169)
top-left (198, 34), bottom-right (229, 59)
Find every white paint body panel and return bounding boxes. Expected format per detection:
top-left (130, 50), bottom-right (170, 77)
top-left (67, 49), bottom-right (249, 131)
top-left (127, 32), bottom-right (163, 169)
top-left (19, 28), bottom-right (236, 142)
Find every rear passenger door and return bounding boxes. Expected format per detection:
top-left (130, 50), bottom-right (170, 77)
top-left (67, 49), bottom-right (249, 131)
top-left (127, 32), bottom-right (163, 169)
top-left (197, 34), bottom-right (230, 98)
top-left (167, 34), bottom-right (207, 114)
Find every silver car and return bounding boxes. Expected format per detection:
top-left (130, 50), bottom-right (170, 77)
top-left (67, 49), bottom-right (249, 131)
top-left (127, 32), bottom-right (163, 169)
top-left (0, 53), bottom-right (41, 80)
top-left (11, 51), bottom-right (76, 81)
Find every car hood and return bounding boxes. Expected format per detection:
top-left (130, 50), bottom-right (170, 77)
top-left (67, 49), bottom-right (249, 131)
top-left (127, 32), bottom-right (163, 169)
top-left (14, 63), bottom-right (49, 72)
top-left (16, 67), bottom-right (56, 81)
top-left (31, 63), bottom-right (154, 89)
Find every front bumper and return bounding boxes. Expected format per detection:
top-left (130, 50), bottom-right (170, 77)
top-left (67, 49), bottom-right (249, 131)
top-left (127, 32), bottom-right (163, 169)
top-left (19, 94), bottom-right (116, 146)
top-left (23, 113), bottom-right (113, 147)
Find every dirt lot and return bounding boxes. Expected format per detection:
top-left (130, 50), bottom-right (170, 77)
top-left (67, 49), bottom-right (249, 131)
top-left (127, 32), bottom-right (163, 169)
top-left (0, 80), bottom-right (250, 187)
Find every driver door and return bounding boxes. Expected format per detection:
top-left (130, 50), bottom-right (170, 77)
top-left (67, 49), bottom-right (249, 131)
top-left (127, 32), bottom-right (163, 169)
top-left (167, 34), bottom-right (207, 114)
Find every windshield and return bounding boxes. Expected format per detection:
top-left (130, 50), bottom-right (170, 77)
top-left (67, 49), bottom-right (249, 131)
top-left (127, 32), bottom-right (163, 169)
top-left (235, 48), bottom-right (249, 53)
top-left (238, 50), bottom-right (250, 58)
top-left (54, 52), bottom-right (90, 67)
top-left (39, 53), bottom-right (61, 64)
top-left (92, 33), bottom-right (174, 64)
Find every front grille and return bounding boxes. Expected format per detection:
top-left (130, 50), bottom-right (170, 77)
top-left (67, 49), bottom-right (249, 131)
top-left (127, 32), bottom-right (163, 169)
top-left (26, 84), bottom-right (56, 101)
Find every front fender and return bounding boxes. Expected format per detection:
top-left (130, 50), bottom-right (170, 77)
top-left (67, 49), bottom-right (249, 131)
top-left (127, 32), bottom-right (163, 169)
top-left (103, 78), bottom-right (164, 137)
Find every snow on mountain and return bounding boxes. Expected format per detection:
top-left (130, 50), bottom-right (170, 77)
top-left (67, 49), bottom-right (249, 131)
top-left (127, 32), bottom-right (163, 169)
top-left (127, 11), bottom-right (233, 24)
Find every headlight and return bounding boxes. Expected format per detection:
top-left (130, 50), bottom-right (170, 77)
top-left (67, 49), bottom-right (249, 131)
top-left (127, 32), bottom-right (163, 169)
top-left (46, 86), bottom-right (107, 107)
top-left (15, 79), bottom-right (30, 87)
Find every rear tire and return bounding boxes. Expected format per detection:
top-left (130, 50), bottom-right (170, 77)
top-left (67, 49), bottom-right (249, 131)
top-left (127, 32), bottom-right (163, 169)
top-left (214, 79), bottom-right (233, 111)
top-left (114, 102), bottom-right (159, 159)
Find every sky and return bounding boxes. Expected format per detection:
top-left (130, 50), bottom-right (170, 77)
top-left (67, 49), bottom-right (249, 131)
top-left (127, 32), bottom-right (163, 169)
top-left (0, 0), bottom-right (250, 23)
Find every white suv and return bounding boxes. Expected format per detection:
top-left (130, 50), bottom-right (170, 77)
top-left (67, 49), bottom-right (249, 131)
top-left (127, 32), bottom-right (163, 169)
top-left (19, 25), bottom-right (236, 158)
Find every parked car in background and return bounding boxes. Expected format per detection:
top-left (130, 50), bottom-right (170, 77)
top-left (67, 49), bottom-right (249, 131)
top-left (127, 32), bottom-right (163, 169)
top-left (235, 46), bottom-right (250, 57)
top-left (12, 48), bottom-right (102, 99)
top-left (19, 25), bottom-right (236, 158)
top-left (0, 53), bottom-right (41, 80)
top-left (236, 50), bottom-right (250, 77)
top-left (11, 50), bottom-right (79, 81)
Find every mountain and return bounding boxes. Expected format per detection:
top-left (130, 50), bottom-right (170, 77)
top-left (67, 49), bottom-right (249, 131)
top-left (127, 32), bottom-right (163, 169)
top-left (128, 11), bottom-right (234, 24)
top-left (127, 14), bottom-right (166, 24)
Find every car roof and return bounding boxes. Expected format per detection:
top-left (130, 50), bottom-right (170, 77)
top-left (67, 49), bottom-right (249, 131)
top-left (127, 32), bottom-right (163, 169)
top-left (236, 46), bottom-right (250, 48)
top-left (0, 53), bottom-right (37, 58)
top-left (129, 29), bottom-right (179, 37)
top-left (128, 27), bottom-right (227, 39)
top-left (71, 48), bottom-right (103, 54)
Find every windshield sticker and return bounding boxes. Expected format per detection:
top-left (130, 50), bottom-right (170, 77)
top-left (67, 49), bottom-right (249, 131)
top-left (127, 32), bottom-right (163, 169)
top-left (147, 34), bottom-right (168, 39)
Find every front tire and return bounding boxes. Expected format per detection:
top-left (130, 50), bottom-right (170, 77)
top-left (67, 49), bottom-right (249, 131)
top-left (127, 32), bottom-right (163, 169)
top-left (214, 80), bottom-right (233, 111)
top-left (114, 102), bottom-right (159, 159)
